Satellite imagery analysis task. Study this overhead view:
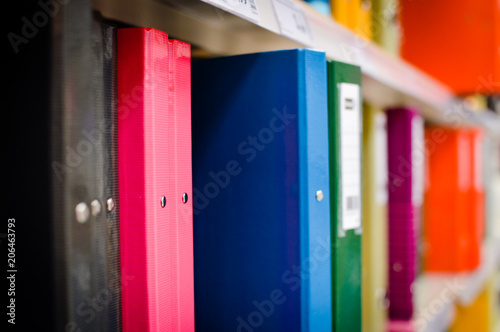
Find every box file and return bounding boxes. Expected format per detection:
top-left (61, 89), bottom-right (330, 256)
top-left (327, 60), bottom-right (363, 332)
top-left (192, 49), bottom-right (332, 332)
top-left (361, 104), bottom-right (388, 332)
top-left (386, 108), bottom-right (423, 322)
top-left (118, 28), bottom-right (195, 331)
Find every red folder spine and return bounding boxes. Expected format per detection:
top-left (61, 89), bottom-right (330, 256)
top-left (118, 28), bottom-right (194, 332)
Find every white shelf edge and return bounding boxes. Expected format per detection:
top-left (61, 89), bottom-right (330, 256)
top-left (92, 0), bottom-right (500, 134)
top-left (414, 239), bottom-right (500, 332)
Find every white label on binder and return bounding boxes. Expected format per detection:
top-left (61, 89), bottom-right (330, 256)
top-left (202, 0), bottom-right (260, 22)
top-left (411, 115), bottom-right (424, 206)
top-left (474, 133), bottom-right (483, 191)
top-left (272, 0), bottom-right (315, 47)
top-left (339, 83), bottom-right (361, 231)
top-left (374, 112), bottom-right (388, 205)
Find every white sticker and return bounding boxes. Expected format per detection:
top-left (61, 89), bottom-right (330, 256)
top-left (474, 133), bottom-right (483, 191)
top-left (457, 133), bottom-right (471, 192)
top-left (202, 0), bottom-right (260, 22)
top-left (272, 0), bottom-right (315, 47)
top-left (374, 112), bottom-right (388, 205)
top-left (339, 83), bottom-right (361, 231)
top-left (411, 115), bottom-right (424, 206)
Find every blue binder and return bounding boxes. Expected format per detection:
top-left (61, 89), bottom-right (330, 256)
top-left (192, 49), bottom-right (332, 332)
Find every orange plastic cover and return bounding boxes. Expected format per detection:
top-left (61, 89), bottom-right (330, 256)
top-left (424, 127), bottom-right (484, 272)
top-left (400, 0), bottom-right (500, 94)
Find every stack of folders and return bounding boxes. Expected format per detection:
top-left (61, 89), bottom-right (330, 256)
top-left (118, 27), bottom-right (195, 331)
top-left (386, 108), bottom-right (424, 329)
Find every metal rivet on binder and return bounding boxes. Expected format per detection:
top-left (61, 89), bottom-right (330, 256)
top-left (161, 196), bottom-right (167, 208)
top-left (91, 199), bottom-right (101, 216)
top-left (182, 193), bottom-right (188, 204)
top-left (76, 202), bottom-right (90, 223)
top-left (316, 190), bottom-right (324, 202)
top-left (107, 198), bottom-right (115, 212)
top-left (393, 263), bottom-right (402, 272)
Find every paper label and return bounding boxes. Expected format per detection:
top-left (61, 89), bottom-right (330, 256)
top-left (474, 133), bottom-right (483, 191)
top-left (411, 115), bottom-right (424, 206)
top-left (202, 0), bottom-right (260, 22)
top-left (272, 0), bottom-right (315, 47)
top-left (374, 112), bottom-right (388, 205)
top-left (339, 83), bottom-right (361, 231)
top-left (457, 133), bottom-right (471, 192)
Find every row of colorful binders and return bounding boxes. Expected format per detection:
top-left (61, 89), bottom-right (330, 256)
top-left (6, 2), bottom-right (499, 331)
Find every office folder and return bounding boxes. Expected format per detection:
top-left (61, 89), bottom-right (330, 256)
top-left (303, 0), bottom-right (332, 16)
top-left (386, 108), bottom-right (424, 322)
top-left (362, 104), bottom-right (388, 332)
top-left (423, 127), bottom-right (482, 272)
top-left (6, 2), bottom-right (121, 330)
top-left (118, 28), bottom-right (195, 331)
top-left (400, 0), bottom-right (500, 94)
top-left (327, 60), bottom-right (363, 332)
top-left (192, 49), bottom-right (332, 332)
top-left (371, 0), bottom-right (400, 56)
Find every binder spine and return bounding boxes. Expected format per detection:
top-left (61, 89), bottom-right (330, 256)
top-left (387, 108), bottom-right (419, 321)
top-left (118, 28), bottom-right (194, 331)
top-left (299, 50), bottom-right (332, 331)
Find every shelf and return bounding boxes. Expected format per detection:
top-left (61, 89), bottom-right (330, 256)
top-left (92, 0), bottom-right (500, 134)
top-left (414, 239), bottom-right (500, 332)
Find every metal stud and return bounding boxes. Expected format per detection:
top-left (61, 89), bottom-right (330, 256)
top-left (75, 202), bottom-right (90, 224)
top-left (182, 193), bottom-right (188, 204)
top-left (106, 198), bottom-right (115, 212)
top-left (161, 196), bottom-right (167, 208)
top-left (315, 190), bottom-right (324, 202)
top-left (91, 199), bottom-right (102, 217)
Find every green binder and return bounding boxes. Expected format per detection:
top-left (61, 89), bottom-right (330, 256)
top-left (328, 60), bottom-right (363, 331)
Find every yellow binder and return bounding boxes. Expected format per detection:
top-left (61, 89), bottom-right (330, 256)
top-left (332, 0), bottom-right (359, 31)
top-left (362, 103), bottom-right (389, 332)
top-left (450, 272), bottom-right (499, 332)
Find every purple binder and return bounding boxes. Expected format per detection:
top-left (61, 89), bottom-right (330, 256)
top-left (387, 108), bottom-right (423, 322)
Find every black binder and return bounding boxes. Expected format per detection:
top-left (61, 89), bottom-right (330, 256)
top-left (5, 1), bottom-right (120, 330)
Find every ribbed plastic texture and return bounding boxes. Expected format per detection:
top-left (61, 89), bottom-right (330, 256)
top-left (387, 108), bottom-right (419, 322)
top-left (118, 28), bottom-right (194, 332)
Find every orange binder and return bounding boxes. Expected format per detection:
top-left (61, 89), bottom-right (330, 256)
top-left (400, 0), bottom-right (500, 94)
top-left (423, 127), bottom-right (484, 272)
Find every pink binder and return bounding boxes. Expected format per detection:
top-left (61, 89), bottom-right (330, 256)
top-left (118, 28), bottom-right (194, 331)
